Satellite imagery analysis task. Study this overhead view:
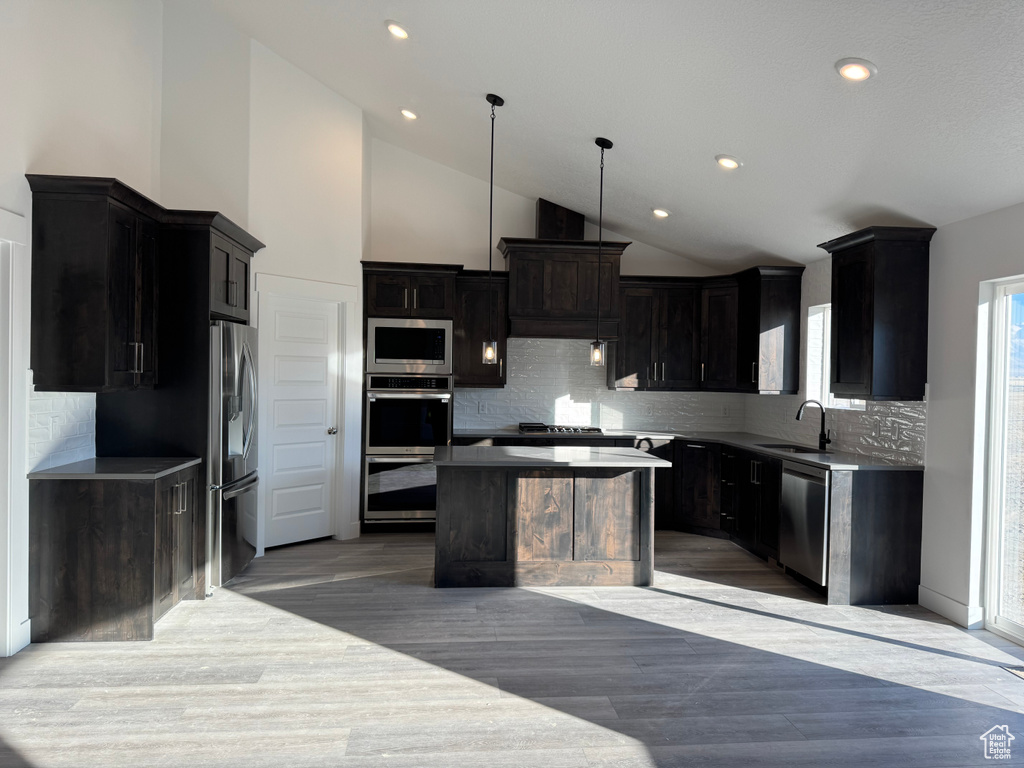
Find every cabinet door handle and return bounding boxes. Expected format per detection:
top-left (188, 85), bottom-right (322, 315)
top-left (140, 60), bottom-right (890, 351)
top-left (499, 359), bottom-right (503, 379)
top-left (413, 288), bottom-right (418, 309)
top-left (228, 280), bottom-right (238, 308)
top-left (137, 342), bottom-right (144, 373)
top-left (180, 480), bottom-right (187, 514)
top-left (686, 444), bottom-right (706, 449)
top-left (752, 362), bottom-right (757, 384)
top-left (701, 363), bottom-right (705, 382)
top-left (173, 482), bottom-right (181, 515)
top-left (661, 362), bottom-right (666, 382)
top-left (403, 288), bottom-right (409, 309)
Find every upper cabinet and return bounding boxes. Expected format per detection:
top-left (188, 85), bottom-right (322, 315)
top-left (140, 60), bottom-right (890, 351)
top-left (364, 263), bottom-right (457, 319)
top-left (499, 238), bottom-right (628, 338)
top-left (700, 279), bottom-right (740, 391)
top-left (454, 270), bottom-right (508, 388)
top-left (735, 266), bottom-right (804, 394)
top-left (162, 211), bottom-right (264, 325)
top-left (611, 278), bottom-right (700, 390)
top-left (818, 226), bottom-right (935, 401)
top-left (28, 175), bottom-right (162, 392)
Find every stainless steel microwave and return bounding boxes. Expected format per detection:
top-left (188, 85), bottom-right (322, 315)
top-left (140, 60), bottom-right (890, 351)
top-left (366, 318), bottom-right (453, 375)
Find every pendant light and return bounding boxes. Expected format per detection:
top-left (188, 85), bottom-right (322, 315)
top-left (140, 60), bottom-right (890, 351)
top-left (591, 137), bottom-right (613, 366)
top-left (482, 93), bottom-right (504, 365)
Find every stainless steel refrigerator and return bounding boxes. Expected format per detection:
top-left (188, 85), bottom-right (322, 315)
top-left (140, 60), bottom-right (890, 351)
top-left (208, 320), bottom-right (259, 588)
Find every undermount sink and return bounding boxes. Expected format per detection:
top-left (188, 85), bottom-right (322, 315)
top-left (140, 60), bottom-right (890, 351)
top-left (755, 443), bottom-right (822, 454)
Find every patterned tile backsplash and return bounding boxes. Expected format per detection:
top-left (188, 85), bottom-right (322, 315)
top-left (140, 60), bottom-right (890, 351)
top-left (28, 390), bottom-right (96, 472)
top-left (455, 337), bottom-right (926, 465)
top-left (455, 338), bottom-right (747, 433)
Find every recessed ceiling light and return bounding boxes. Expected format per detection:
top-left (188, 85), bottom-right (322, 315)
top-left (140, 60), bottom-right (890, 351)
top-left (715, 154), bottom-right (742, 170)
top-left (386, 21), bottom-right (409, 39)
top-left (400, 108), bottom-right (418, 120)
top-left (835, 57), bottom-right (877, 81)
top-left (652, 208), bottom-right (670, 218)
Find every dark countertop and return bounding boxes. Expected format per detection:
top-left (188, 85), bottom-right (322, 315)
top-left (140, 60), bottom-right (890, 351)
top-left (28, 457), bottom-right (202, 481)
top-left (434, 445), bottom-right (673, 469)
top-left (451, 429), bottom-right (921, 471)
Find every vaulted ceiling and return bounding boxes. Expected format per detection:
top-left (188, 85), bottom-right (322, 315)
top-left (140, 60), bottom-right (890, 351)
top-left (212, 0), bottom-right (1024, 269)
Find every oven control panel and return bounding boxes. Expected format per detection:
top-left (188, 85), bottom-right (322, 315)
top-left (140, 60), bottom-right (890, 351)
top-left (367, 375), bottom-right (453, 391)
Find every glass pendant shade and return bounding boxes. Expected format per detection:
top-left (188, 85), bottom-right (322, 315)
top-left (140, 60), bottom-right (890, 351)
top-left (590, 339), bottom-right (606, 367)
top-left (482, 339), bottom-right (498, 365)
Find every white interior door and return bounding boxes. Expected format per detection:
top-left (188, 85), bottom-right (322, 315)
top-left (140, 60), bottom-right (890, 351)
top-left (260, 294), bottom-right (340, 548)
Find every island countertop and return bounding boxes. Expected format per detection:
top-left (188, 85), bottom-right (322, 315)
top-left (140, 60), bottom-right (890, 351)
top-left (433, 445), bottom-right (673, 469)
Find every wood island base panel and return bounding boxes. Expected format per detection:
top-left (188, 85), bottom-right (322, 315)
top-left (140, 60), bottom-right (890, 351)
top-left (433, 446), bottom-right (671, 588)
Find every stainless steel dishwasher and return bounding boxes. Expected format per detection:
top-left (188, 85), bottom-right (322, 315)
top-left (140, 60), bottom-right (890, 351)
top-left (779, 461), bottom-right (830, 586)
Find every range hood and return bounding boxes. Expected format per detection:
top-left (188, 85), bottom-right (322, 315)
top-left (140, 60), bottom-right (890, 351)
top-left (499, 237), bottom-right (629, 339)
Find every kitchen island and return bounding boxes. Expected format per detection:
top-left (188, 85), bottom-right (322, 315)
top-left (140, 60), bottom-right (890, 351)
top-left (433, 445), bottom-right (671, 587)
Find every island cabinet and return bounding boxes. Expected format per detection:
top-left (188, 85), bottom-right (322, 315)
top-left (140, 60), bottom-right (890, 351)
top-left (434, 446), bottom-right (670, 587)
top-left (28, 458), bottom-right (200, 642)
top-left (454, 270), bottom-right (508, 387)
top-left (363, 262), bottom-right (458, 319)
top-left (499, 238), bottom-right (628, 338)
top-left (735, 266), bottom-right (804, 394)
top-left (699, 279), bottom-right (740, 390)
top-left (818, 226), bottom-right (935, 401)
top-left (610, 278), bottom-right (701, 391)
top-left (674, 441), bottom-right (721, 531)
top-left (27, 175), bottom-right (162, 392)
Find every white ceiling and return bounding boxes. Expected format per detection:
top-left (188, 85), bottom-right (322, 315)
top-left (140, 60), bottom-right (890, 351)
top-left (212, 0), bottom-right (1024, 269)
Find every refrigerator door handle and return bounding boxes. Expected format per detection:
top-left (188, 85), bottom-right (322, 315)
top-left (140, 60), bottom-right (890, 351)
top-left (241, 342), bottom-right (258, 460)
top-left (222, 473), bottom-right (260, 501)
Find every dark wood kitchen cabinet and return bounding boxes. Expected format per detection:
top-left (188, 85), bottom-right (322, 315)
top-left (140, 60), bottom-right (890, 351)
top-left (29, 458), bottom-right (200, 642)
top-left (499, 238), bottom-right (629, 338)
top-left (27, 175), bottom-right (161, 392)
top-left (363, 262), bottom-right (458, 318)
top-left (209, 232), bottom-right (252, 322)
top-left (700, 279), bottom-right (739, 390)
top-left (675, 440), bottom-right (721, 531)
top-left (734, 450), bottom-right (782, 559)
top-left (454, 270), bottom-right (508, 387)
top-left (611, 278), bottom-right (700, 390)
top-left (735, 266), bottom-right (804, 394)
top-left (818, 226), bottom-right (935, 401)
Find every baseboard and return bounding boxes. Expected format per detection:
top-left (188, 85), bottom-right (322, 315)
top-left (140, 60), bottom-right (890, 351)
top-left (919, 584), bottom-right (984, 628)
top-left (2, 617), bottom-right (30, 657)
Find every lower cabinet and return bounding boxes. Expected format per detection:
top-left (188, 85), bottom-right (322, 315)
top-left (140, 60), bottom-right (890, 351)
top-left (154, 469), bottom-right (198, 623)
top-left (675, 441), bottom-right (721, 530)
top-left (734, 450), bottom-right (782, 559)
top-left (29, 461), bottom-right (199, 642)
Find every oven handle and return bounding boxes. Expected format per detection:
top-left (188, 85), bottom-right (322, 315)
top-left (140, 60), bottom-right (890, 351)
top-left (366, 456), bottom-right (436, 464)
top-left (367, 393), bottom-right (451, 401)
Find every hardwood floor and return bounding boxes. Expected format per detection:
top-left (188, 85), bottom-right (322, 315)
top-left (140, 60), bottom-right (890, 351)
top-left (3, 531), bottom-right (1024, 766)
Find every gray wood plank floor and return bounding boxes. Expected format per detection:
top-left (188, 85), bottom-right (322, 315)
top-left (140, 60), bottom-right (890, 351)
top-left (3, 531), bottom-right (1024, 767)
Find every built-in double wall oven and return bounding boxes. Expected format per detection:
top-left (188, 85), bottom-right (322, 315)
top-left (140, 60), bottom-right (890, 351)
top-left (363, 319), bottom-right (453, 524)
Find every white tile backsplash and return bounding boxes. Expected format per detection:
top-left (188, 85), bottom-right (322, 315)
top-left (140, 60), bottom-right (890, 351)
top-left (455, 338), bottom-right (747, 432)
top-left (27, 390), bottom-right (96, 472)
top-left (455, 337), bottom-right (926, 465)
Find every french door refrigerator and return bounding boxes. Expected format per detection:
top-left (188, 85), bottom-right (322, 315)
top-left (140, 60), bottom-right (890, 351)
top-left (209, 320), bottom-right (259, 587)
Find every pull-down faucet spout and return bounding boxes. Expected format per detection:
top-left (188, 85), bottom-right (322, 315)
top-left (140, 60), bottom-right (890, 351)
top-left (796, 400), bottom-right (832, 452)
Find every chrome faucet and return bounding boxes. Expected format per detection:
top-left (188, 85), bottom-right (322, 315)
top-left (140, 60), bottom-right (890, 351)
top-left (796, 400), bottom-right (832, 451)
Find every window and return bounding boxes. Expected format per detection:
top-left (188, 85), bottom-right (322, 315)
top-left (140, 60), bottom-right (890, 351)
top-left (985, 280), bottom-right (1024, 642)
top-left (806, 304), bottom-right (865, 410)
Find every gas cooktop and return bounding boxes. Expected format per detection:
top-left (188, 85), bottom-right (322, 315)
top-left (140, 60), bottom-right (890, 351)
top-left (518, 422), bottom-right (604, 434)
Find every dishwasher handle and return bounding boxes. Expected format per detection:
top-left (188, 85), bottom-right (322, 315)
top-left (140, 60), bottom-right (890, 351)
top-left (782, 461), bottom-right (828, 482)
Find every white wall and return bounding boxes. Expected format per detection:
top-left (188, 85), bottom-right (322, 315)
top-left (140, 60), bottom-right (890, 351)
top-left (0, 0), bottom-right (164, 656)
top-left (161, 0), bottom-right (250, 225)
top-left (248, 41), bottom-right (364, 286)
top-left (919, 201), bottom-right (1024, 628)
top-left (368, 138), bottom-right (713, 275)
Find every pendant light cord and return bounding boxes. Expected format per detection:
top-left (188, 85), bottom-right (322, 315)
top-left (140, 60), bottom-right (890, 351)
top-left (595, 146), bottom-right (605, 343)
top-left (488, 101), bottom-right (496, 343)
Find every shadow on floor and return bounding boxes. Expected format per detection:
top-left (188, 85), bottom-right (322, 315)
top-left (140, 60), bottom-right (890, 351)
top-left (226, 532), bottom-right (1024, 767)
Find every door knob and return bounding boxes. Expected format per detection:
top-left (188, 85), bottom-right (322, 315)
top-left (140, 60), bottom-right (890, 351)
top-left (327, 427), bottom-right (338, 435)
